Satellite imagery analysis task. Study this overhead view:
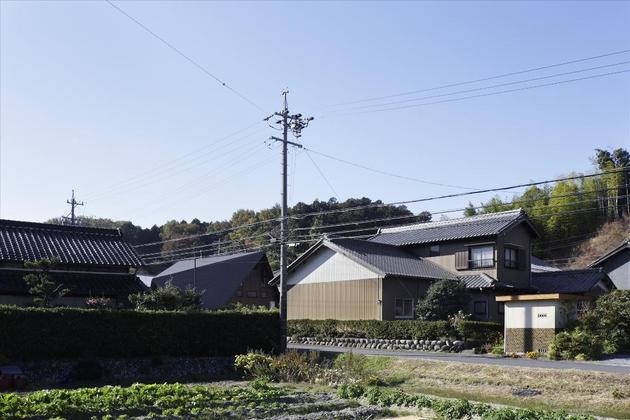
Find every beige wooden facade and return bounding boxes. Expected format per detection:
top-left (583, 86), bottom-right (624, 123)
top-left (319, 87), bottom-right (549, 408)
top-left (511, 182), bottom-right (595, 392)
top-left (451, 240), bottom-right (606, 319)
top-left (288, 277), bottom-right (381, 320)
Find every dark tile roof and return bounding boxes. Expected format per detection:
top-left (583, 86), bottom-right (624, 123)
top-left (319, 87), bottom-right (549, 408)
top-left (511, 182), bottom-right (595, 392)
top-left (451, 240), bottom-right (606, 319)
top-left (326, 238), bottom-right (457, 280)
top-left (370, 209), bottom-right (537, 246)
top-left (457, 273), bottom-right (496, 289)
top-left (152, 250), bottom-right (270, 309)
top-left (0, 219), bottom-right (142, 267)
top-left (531, 269), bottom-right (610, 294)
top-left (588, 240), bottom-right (630, 267)
top-left (0, 269), bottom-right (146, 297)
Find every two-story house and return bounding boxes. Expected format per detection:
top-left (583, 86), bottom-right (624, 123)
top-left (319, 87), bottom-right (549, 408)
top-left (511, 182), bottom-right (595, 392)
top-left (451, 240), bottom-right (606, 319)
top-left (272, 209), bottom-right (540, 321)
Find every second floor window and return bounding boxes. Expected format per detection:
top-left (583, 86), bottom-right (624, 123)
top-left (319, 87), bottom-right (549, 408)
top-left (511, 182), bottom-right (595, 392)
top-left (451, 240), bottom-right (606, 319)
top-left (470, 245), bottom-right (494, 268)
top-left (395, 298), bottom-right (414, 319)
top-left (504, 247), bottom-right (519, 269)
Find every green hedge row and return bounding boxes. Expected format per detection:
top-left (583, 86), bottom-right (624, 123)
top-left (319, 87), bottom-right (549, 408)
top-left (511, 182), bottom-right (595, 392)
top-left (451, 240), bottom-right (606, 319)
top-left (456, 320), bottom-right (503, 343)
top-left (288, 319), bottom-right (503, 342)
top-left (0, 306), bottom-right (280, 360)
top-left (288, 319), bottom-right (452, 340)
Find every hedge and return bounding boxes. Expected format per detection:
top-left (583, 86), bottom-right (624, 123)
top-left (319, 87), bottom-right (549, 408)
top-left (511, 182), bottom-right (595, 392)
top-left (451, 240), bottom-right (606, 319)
top-left (288, 319), bottom-right (452, 340)
top-left (289, 319), bottom-right (503, 342)
top-left (0, 306), bottom-right (280, 360)
top-left (456, 320), bottom-right (503, 343)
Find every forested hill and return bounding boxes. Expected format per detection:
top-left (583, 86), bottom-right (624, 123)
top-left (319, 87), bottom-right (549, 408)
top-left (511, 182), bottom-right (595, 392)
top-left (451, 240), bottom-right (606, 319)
top-left (47, 147), bottom-right (629, 270)
top-left (464, 147), bottom-right (629, 264)
top-left (47, 197), bottom-right (427, 271)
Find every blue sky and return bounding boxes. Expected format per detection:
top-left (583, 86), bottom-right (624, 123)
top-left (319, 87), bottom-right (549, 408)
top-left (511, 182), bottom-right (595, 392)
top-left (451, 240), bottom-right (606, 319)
top-left (1, 1), bottom-right (629, 228)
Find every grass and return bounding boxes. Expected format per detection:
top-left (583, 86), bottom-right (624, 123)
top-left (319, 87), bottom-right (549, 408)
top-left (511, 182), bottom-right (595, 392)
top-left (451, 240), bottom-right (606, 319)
top-left (353, 355), bottom-right (630, 419)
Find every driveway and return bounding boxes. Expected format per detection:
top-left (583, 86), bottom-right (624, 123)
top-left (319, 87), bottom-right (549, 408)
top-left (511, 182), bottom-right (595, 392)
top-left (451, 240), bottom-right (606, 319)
top-left (288, 343), bottom-right (630, 375)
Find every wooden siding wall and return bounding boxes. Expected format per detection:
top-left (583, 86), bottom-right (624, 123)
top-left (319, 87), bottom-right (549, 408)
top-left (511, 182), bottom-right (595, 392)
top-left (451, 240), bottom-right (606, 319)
top-left (287, 278), bottom-right (381, 320)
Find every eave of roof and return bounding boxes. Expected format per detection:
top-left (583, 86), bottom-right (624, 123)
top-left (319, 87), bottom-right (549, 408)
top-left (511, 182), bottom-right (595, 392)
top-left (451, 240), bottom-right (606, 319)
top-left (369, 209), bottom-right (540, 246)
top-left (588, 240), bottom-right (630, 267)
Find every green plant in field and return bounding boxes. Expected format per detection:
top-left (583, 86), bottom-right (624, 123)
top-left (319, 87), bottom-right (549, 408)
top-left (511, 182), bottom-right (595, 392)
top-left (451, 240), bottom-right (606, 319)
top-left (336, 384), bottom-right (596, 420)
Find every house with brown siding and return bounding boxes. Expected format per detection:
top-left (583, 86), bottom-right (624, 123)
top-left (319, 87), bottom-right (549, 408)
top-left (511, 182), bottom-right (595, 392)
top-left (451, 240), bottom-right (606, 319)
top-left (273, 209), bottom-right (543, 321)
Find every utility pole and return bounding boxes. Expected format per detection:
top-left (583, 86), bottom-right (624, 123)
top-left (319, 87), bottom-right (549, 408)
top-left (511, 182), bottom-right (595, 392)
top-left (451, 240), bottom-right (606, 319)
top-left (63, 190), bottom-right (84, 225)
top-left (266, 90), bottom-right (313, 352)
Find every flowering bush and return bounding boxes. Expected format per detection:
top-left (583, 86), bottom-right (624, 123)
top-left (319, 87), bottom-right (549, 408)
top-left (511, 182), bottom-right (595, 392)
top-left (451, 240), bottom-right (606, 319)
top-left (85, 297), bottom-right (113, 309)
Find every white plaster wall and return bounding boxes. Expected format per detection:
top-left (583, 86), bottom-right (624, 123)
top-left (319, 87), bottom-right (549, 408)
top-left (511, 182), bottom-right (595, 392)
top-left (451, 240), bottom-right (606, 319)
top-left (504, 301), bottom-right (557, 329)
top-left (288, 247), bottom-right (377, 286)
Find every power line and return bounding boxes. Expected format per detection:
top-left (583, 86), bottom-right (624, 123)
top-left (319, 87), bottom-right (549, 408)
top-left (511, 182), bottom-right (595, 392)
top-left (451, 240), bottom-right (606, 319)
top-left (328, 69), bottom-right (630, 117)
top-left (304, 147), bottom-right (477, 190)
top-left (331, 48), bottom-right (630, 106)
top-left (329, 60), bottom-right (630, 113)
top-left (131, 167), bottom-right (627, 249)
top-left (82, 121), bottom-right (261, 200)
top-left (105, 1), bottom-right (265, 113)
top-left (288, 167), bottom-right (629, 220)
top-left (304, 150), bottom-right (340, 200)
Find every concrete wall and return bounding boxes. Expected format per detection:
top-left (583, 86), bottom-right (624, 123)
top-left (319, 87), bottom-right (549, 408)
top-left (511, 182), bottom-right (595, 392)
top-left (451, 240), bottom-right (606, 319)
top-left (503, 299), bottom-right (579, 353)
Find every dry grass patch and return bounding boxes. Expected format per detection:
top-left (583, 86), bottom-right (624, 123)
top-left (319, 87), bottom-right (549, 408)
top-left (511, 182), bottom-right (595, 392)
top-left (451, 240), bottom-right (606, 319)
top-left (378, 358), bottom-right (630, 418)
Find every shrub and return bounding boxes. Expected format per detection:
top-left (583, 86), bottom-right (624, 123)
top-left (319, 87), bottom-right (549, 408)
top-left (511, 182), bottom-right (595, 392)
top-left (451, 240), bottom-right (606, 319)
top-left (548, 329), bottom-right (603, 361)
top-left (0, 306), bottom-right (280, 360)
top-left (580, 290), bottom-right (630, 354)
top-left (234, 351), bottom-right (274, 379)
top-left (456, 320), bottom-right (503, 343)
top-left (525, 351), bottom-right (540, 359)
top-left (288, 319), bottom-right (452, 340)
top-left (129, 280), bottom-right (203, 311)
top-left (490, 343), bottom-right (504, 356)
top-left (415, 279), bottom-right (468, 321)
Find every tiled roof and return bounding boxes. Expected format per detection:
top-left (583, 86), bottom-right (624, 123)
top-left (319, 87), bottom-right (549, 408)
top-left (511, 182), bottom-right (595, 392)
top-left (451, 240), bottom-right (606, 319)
top-left (153, 250), bottom-right (271, 309)
top-left (0, 219), bottom-right (142, 267)
top-left (0, 269), bottom-right (146, 296)
top-left (326, 238), bottom-right (457, 280)
top-left (370, 209), bottom-right (536, 246)
top-left (457, 273), bottom-right (496, 289)
top-left (531, 269), bottom-right (609, 294)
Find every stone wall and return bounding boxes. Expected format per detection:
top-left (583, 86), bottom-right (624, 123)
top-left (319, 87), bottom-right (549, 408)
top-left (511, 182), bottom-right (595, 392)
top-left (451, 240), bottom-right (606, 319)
top-left (289, 336), bottom-right (465, 352)
top-left (505, 328), bottom-right (555, 353)
top-left (7, 356), bottom-right (235, 390)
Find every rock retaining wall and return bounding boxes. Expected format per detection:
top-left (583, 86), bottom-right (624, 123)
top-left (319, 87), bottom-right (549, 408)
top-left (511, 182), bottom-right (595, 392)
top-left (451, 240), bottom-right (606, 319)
top-left (289, 337), bottom-right (465, 352)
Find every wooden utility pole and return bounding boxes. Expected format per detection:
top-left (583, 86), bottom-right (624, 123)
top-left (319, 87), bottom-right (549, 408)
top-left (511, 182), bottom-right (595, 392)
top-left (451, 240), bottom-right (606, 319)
top-left (266, 91), bottom-right (313, 352)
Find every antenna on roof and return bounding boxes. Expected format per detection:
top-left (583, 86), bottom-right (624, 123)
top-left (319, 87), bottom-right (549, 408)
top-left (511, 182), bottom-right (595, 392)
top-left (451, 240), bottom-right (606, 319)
top-left (62, 190), bottom-right (85, 226)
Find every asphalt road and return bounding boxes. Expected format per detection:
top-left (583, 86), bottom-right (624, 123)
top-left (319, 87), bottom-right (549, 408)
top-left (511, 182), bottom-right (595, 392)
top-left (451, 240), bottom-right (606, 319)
top-left (288, 343), bottom-right (630, 375)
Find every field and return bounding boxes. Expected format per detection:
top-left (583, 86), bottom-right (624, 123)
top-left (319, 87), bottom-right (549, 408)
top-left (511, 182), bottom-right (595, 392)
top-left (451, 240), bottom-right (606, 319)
top-left (358, 356), bottom-right (630, 419)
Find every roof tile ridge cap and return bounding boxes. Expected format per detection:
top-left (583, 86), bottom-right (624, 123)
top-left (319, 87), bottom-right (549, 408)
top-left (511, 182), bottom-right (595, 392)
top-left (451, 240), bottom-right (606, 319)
top-left (4, 221), bottom-right (120, 237)
top-left (379, 208), bottom-right (523, 234)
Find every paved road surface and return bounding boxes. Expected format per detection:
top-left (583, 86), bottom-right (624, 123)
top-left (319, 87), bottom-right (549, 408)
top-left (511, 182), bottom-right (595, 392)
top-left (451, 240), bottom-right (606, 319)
top-left (288, 343), bottom-right (630, 375)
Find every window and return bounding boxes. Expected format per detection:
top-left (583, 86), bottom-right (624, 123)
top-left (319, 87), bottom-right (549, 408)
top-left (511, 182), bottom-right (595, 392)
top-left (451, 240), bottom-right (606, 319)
top-left (470, 246), bottom-right (494, 268)
top-left (429, 245), bottom-right (440, 257)
top-left (504, 247), bottom-right (519, 269)
top-left (246, 291), bottom-right (257, 298)
top-left (394, 298), bottom-right (414, 319)
top-left (474, 301), bottom-right (487, 315)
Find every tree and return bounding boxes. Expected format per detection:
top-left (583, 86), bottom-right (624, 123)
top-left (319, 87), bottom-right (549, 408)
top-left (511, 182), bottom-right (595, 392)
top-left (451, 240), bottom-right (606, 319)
top-left (23, 257), bottom-right (70, 307)
top-left (415, 279), bottom-right (468, 321)
top-left (129, 280), bottom-right (203, 311)
top-left (463, 202), bottom-right (477, 217)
